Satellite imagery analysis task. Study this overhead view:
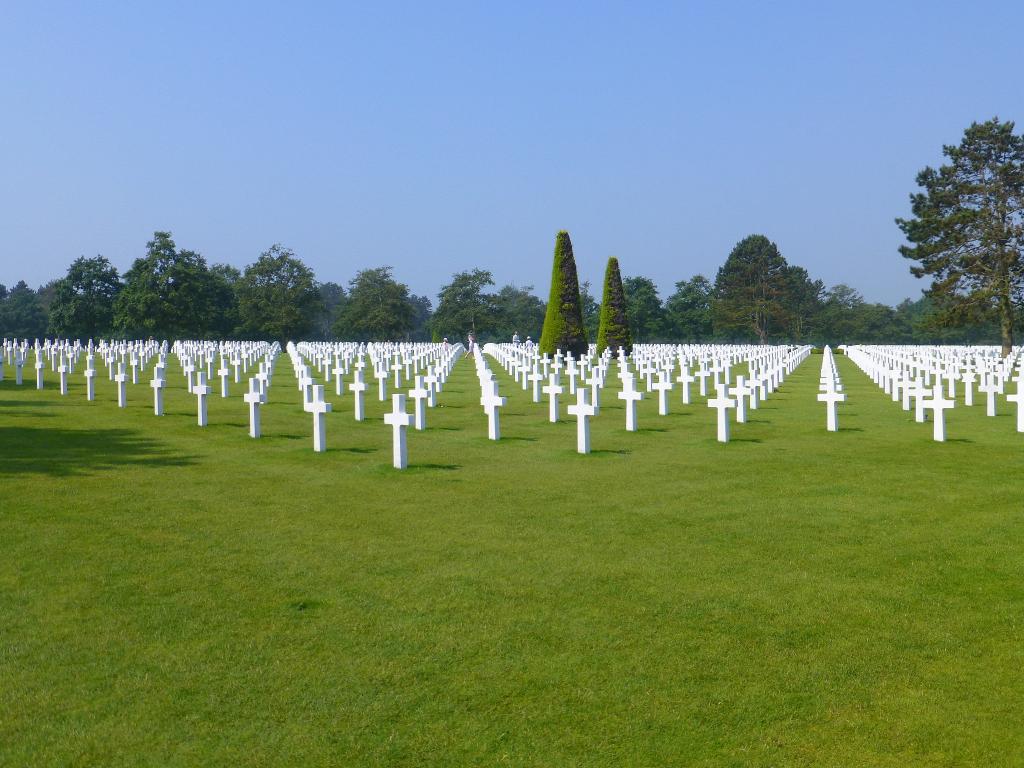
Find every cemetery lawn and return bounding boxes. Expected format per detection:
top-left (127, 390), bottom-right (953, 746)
top-left (2, 354), bottom-right (1024, 767)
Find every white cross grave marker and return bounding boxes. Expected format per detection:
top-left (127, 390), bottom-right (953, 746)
top-left (567, 386), bottom-right (597, 454)
top-left (922, 384), bottom-right (954, 442)
top-left (193, 371), bottom-right (211, 426)
top-left (349, 368), bottom-right (367, 421)
top-left (244, 378), bottom-right (263, 437)
top-left (1006, 387), bottom-right (1024, 433)
top-left (304, 384), bottom-right (332, 452)
top-left (676, 366), bottom-right (694, 405)
top-left (652, 372), bottom-right (672, 416)
top-left (707, 386), bottom-right (736, 443)
top-left (383, 393), bottom-right (413, 469)
top-left (817, 389), bottom-right (846, 432)
top-left (979, 378), bottom-right (999, 417)
top-left (542, 374), bottom-right (563, 423)
top-left (218, 362), bottom-right (230, 398)
top-left (150, 370), bottom-right (166, 416)
top-left (618, 374), bottom-right (643, 432)
top-left (480, 379), bottom-right (507, 440)
top-left (409, 375), bottom-right (429, 431)
top-left (115, 363), bottom-right (128, 408)
top-left (85, 359), bottom-right (97, 401)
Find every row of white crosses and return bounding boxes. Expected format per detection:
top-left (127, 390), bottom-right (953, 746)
top-left (287, 341), bottom-right (464, 462)
top-left (484, 343), bottom-right (599, 450)
top-left (165, 342), bottom-right (277, 427)
top-left (817, 345), bottom-right (846, 432)
top-left (0, 338), bottom-right (282, 436)
top-left (1, 337), bottom-right (165, 393)
top-left (475, 346), bottom-right (603, 452)
top-left (471, 353), bottom-right (508, 440)
top-left (843, 345), bottom-right (1015, 441)
top-left (483, 342), bottom-right (813, 449)
top-left (173, 340), bottom-right (270, 396)
top-left (2, 335), bottom-right (469, 466)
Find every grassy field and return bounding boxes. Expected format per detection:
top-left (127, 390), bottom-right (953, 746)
top-left (2, 351), bottom-right (1023, 766)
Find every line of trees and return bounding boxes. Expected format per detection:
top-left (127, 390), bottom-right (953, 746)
top-left (0, 229), bottom-right (1008, 346)
top-left (4, 117), bottom-right (1022, 348)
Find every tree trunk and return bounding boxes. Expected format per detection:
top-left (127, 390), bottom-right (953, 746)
top-left (999, 296), bottom-right (1014, 356)
top-left (998, 264), bottom-right (1014, 356)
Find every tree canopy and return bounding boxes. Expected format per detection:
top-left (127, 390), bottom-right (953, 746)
top-left (431, 269), bottom-right (496, 340)
top-left (236, 245), bottom-right (322, 341)
top-left (623, 276), bottom-right (663, 343)
top-left (491, 284), bottom-right (545, 342)
top-left (0, 280), bottom-right (48, 339)
top-left (113, 232), bottom-right (229, 339)
top-left (713, 235), bottom-right (790, 343)
top-left (897, 117), bottom-right (1024, 354)
top-left (663, 275), bottom-right (713, 342)
top-left (335, 266), bottom-right (415, 341)
top-left (48, 256), bottom-right (122, 340)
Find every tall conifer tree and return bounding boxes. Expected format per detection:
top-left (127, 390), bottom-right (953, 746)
top-left (539, 231), bottom-right (588, 356)
top-left (596, 256), bottom-right (631, 355)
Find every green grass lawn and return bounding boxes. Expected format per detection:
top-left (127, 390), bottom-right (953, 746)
top-left (2, 351), bottom-right (1023, 766)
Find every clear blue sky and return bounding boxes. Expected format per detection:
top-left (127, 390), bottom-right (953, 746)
top-left (2, 1), bottom-right (1021, 306)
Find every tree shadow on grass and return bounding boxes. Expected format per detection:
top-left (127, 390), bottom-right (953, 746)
top-left (0, 410), bottom-right (56, 419)
top-left (0, 399), bottom-right (57, 409)
top-left (0, 426), bottom-right (197, 477)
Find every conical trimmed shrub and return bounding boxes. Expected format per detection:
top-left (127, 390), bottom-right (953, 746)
top-left (596, 256), bottom-right (631, 355)
top-left (539, 231), bottom-right (588, 356)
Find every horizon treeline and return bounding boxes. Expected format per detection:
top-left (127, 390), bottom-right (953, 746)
top-left (0, 230), bottom-right (1004, 346)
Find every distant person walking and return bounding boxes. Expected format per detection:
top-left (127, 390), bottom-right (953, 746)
top-left (512, 331), bottom-right (520, 345)
top-left (467, 332), bottom-right (476, 357)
